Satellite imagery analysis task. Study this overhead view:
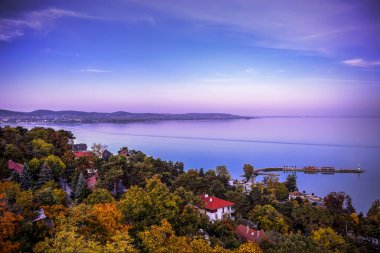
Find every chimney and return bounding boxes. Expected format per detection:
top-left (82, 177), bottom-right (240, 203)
top-left (246, 226), bottom-right (249, 234)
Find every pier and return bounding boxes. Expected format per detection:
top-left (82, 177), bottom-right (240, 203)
top-left (256, 166), bottom-right (364, 174)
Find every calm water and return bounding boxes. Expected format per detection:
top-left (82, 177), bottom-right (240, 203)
top-left (6, 118), bottom-right (380, 213)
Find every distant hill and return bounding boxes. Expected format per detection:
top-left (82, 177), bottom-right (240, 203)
top-left (0, 109), bottom-right (253, 124)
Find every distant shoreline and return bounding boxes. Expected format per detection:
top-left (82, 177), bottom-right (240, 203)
top-left (0, 109), bottom-right (379, 125)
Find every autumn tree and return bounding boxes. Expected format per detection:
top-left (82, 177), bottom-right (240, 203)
top-left (311, 227), bottom-right (347, 253)
top-left (0, 193), bottom-right (23, 253)
top-left (249, 205), bottom-right (289, 233)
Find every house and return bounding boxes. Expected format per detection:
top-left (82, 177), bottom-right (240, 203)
top-left (73, 143), bottom-right (88, 152)
top-left (289, 191), bottom-right (323, 206)
top-left (236, 224), bottom-right (266, 244)
top-left (73, 151), bottom-right (93, 159)
top-left (32, 208), bottom-right (47, 222)
top-left (102, 149), bottom-right (113, 160)
top-left (229, 179), bottom-right (253, 193)
top-left (7, 160), bottom-right (24, 174)
top-left (86, 172), bottom-right (98, 191)
top-left (198, 194), bottom-right (235, 221)
top-left (118, 147), bottom-right (129, 157)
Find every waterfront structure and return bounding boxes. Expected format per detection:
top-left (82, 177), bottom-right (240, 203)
top-left (198, 194), bottom-right (235, 221)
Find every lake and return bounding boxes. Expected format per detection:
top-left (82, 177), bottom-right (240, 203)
top-left (5, 117), bottom-right (380, 213)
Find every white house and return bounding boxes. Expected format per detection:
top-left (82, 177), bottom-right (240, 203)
top-left (199, 194), bottom-right (235, 222)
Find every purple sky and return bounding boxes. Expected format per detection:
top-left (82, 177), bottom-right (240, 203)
top-left (0, 0), bottom-right (380, 116)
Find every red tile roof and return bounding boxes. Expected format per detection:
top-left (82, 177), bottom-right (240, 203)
top-left (236, 225), bottom-right (266, 243)
top-left (7, 160), bottom-right (24, 174)
top-left (86, 173), bottom-right (98, 191)
top-left (74, 151), bottom-right (93, 158)
top-left (200, 194), bottom-right (235, 210)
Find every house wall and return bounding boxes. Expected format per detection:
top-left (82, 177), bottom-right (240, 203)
top-left (206, 206), bottom-right (234, 221)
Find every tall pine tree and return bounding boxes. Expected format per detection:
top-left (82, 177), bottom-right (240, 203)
top-left (36, 163), bottom-right (52, 188)
top-left (74, 172), bottom-right (88, 200)
top-left (20, 163), bottom-right (33, 190)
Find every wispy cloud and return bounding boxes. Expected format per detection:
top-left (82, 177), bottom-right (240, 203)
top-left (342, 58), bottom-right (380, 68)
top-left (42, 48), bottom-right (80, 57)
top-left (0, 8), bottom-right (97, 42)
top-left (78, 68), bottom-right (110, 73)
top-left (244, 68), bottom-right (256, 73)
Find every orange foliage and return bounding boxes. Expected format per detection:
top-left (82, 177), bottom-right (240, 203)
top-left (0, 194), bottom-right (23, 253)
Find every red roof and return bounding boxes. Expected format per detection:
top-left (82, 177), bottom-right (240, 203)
top-left (200, 194), bottom-right (235, 210)
top-left (74, 151), bottom-right (93, 158)
top-left (236, 225), bottom-right (266, 243)
top-left (7, 160), bottom-right (24, 174)
top-left (86, 173), bottom-right (98, 191)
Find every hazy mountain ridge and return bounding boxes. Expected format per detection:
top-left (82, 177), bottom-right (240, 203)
top-left (0, 109), bottom-right (252, 123)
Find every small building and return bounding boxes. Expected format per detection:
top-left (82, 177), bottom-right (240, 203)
top-left (7, 160), bottom-right (24, 174)
top-left (236, 224), bottom-right (266, 244)
top-left (86, 172), bottom-right (98, 191)
top-left (73, 143), bottom-right (88, 152)
top-left (118, 147), bottom-right (129, 157)
top-left (289, 191), bottom-right (323, 206)
top-left (229, 179), bottom-right (253, 194)
top-left (198, 194), bottom-right (235, 221)
top-left (102, 149), bottom-right (113, 160)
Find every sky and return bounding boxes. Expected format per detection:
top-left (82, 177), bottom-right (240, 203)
top-left (0, 0), bottom-right (380, 116)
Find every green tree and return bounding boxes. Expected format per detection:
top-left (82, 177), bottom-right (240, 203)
top-left (20, 163), bottom-right (33, 190)
top-left (249, 205), bottom-right (288, 233)
top-left (35, 163), bottom-right (53, 188)
top-left (284, 173), bottom-right (298, 192)
top-left (291, 204), bottom-right (333, 234)
top-left (243, 164), bottom-right (254, 182)
top-left (73, 172), bottom-right (88, 201)
top-left (85, 189), bottom-right (115, 205)
top-left (42, 155), bottom-right (66, 181)
top-left (215, 165), bottom-right (231, 180)
top-left (30, 139), bottom-right (53, 158)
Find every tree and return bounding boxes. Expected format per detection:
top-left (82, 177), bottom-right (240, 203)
top-left (291, 205), bottom-right (333, 234)
top-left (34, 182), bottom-right (66, 206)
top-left (0, 193), bottom-right (23, 253)
top-left (243, 164), bottom-right (254, 182)
top-left (35, 163), bottom-right (53, 188)
top-left (284, 173), bottom-right (298, 192)
top-left (85, 189), bottom-right (115, 205)
top-left (33, 223), bottom-right (136, 253)
top-left (30, 138), bottom-right (53, 158)
top-left (73, 172), bottom-right (88, 201)
top-left (20, 163), bottom-right (33, 190)
top-left (42, 155), bottom-right (66, 181)
top-left (249, 205), bottom-right (288, 233)
top-left (367, 199), bottom-right (380, 218)
top-left (91, 143), bottom-right (108, 158)
top-left (215, 165), bottom-right (231, 180)
top-left (139, 220), bottom-right (215, 253)
top-left (118, 176), bottom-right (181, 230)
top-left (310, 227), bottom-right (347, 253)
top-left (265, 232), bottom-right (319, 253)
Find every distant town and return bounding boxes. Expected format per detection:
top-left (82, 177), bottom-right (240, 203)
top-left (0, 109), bottom-right (252, 124)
